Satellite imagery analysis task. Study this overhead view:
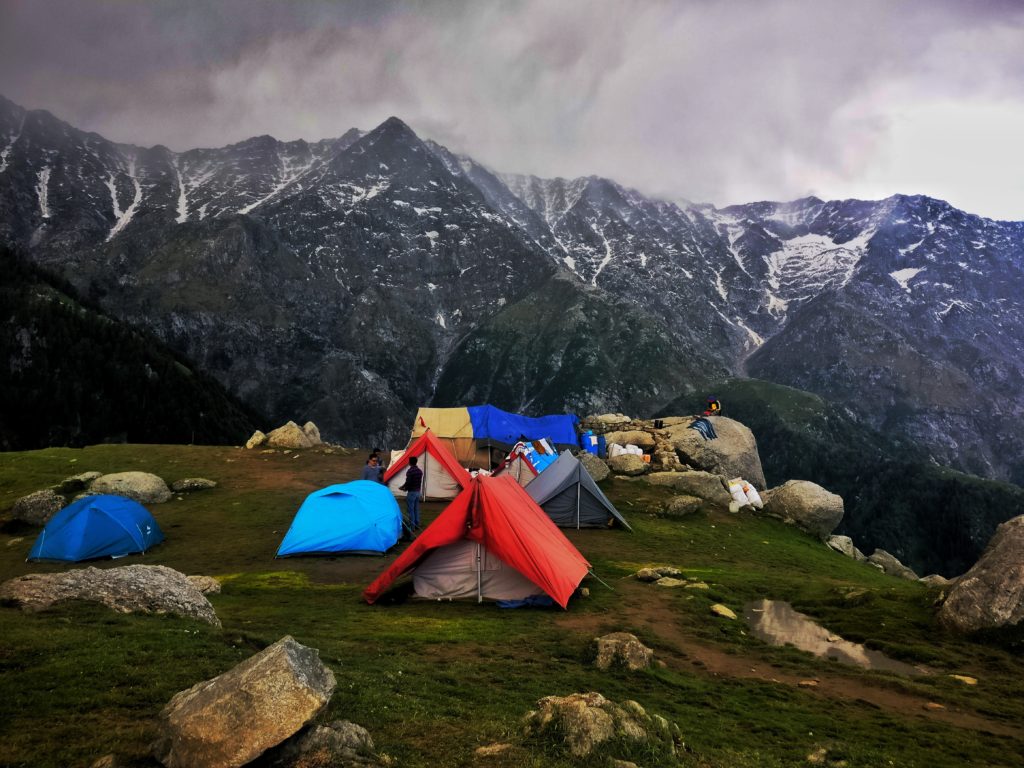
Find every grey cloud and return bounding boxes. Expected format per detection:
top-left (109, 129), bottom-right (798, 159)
top-left (1, 0), bottom-right (1022, 217)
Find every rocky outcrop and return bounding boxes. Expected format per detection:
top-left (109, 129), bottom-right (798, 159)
top-left (187, 575), bottom-right (222, 595)
top-left (607, 455), bottom-right (648, 476)
top-left (669, 416), bottom-right (766, 490)
top-left (938, 515), bottom-right (1024, 632)
top-left (635, 566), bottom-right (681, 582)
top-left (761, 480), bottom-right (843, 540)
top-left (827, 535), bottom-right (866, 561)
top-left (0, 565), bottom-right (220, 626)
top-left (246, 431), bottom-right (268, 450)
top-left (263, 720), bottom-right (386, 768)
top-left (301, 422), bottom-right (322, 445)
top-left (55, 471), bottom-right (102, 495)
top-left (594, 633), bottom-right (654, 671)
top-left (171, 478), bottom-right (218, 493)
top-left (868, 549), bottom-right (919, 581)
top-left (9, 488), bottom-right (65, 525)
top-left (266, 422), bottom-right (316, 450)
top-left (663, 495), bottom-right (703, 517)
top-left (90, 472), bottom-right (172, 504)
top-left (644, 471), bottom-right (731, 510)
top-left (577, 452), bottom-right (610, 482)
top-left (153, 636), bottom-right (336, 768)
top-left (522, 692), bottom-right (682, 760)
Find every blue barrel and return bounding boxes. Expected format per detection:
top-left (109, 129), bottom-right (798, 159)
top-left (597, 435), bottom-right (607, 458)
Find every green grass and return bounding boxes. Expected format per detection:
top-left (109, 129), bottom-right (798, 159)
top-left (1, 445), bottom-right (1022, 767)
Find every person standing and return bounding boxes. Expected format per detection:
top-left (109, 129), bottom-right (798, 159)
top-left (401, 455), bottom-right (424, 529)
top-left (360, 455), bottom-right (381, 482)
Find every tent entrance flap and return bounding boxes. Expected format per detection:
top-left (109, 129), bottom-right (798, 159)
top-left (412, 538), bottom-right (543, 603)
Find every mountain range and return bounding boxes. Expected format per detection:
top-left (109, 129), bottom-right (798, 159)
top-left (2, 95), bottom-right (1023, 490)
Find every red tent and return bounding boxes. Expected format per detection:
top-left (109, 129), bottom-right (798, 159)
top-left (363, 474), bottom-right (590, 608)
top-left (383, 429), bottom-right (472, 501)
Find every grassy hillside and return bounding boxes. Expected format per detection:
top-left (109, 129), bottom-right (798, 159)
top-left (0, 246), bottom-right (261, 450)
top-left (661, 378), bottom-right (1024, 578)
top-left (1, 444), bottom-right (1022, 767)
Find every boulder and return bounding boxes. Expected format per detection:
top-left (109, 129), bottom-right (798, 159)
top-left (663, 495), bottom-right (703, 517)
top-left (655, 577), bottom-right (687, 588)
top-left (584, 413), bottom-right (631, 431)
top-left (826, 535), bottom-right (862, 560)
top-left (55, 471), bottom-right (102, 494)
top-left (9, 488), bottom-right (65, 525)
top-left (522, 692), bottom-right (681, 759)
top-left (607, 455), bottom-right (648, 476)
top-left (577, 452), bottom-right (610, 482)
top-left (263, 720), bottom-right (386, 768)
top-left (938, 515), bottom-right (1024, 632)
top-left (635, 567), bottom-right (661, 582)
top-left (0, 565), bottom-right (220, 626)
top-left (711, 604), bottom-right (737, 620)
top-left (153, 636), bottom-right (336, 768)
top-left (919, 574), bottom-right (952, 587)
top-left (266, 422), bottom-right (315, 450)
top-left (669, 416), bottom-right (766, 490)
top-left (187, 575), bottom-right (222, 595)
top-left (594, 633), bottom-right (654, 671)
top-left (301, 422), bottom-right (322, 446)
top-left (867, 549), bottom-right (919, 581)
top-left (171, 478), bottom-right (218, 493)
top-left (246, 430), bottom-right (268, 450)
top-left (646, 471), bottom-right (731, 510)
top-left (603, 430), bottom-right (656, 451)
top-left (90, 472), bottom-right (172, 504)
top-left (761, 480), bottom-right (844, 540)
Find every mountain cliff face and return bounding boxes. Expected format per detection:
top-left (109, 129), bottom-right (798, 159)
top-left (2, 95), bottom-right (1023, 488)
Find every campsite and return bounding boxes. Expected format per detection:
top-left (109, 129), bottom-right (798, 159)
top-left (2, 432), bottom-right (1024, 768)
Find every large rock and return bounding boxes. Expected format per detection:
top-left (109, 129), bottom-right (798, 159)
top-left (594, 633), bottom-right (654, 671)
top-left (577, 452), bottom-right (610, 482)
top-left (938, 515), bottom-right (1024, 632)
top-left (663, 495), bottom-right (703, 517)
top-left (761, 480), bottom-right (844, 540)
top-left (669, 416), bottom-right (766, 490)
top-left (0, 565), bottom-right (220, 626)
top-left (607, 455), bottom-right (648, 476)
top-left (171, 478), bottom-right (218, 493)
top-left (264, 720), bottom-right (386, 768)
top-left (867, 549), bottom-right (919, 581)
top-left (9, 488), bottom-right (65, 525)
top-left (603, 430), bottom-right (656, 451)
top-left (301, 422), bottom-right (322, 446)
top-left (523, 692), bottom-right (681, 760)
top-left (245, 430), bottom-right (268, 450)
top-left (55, 471), bottom-right (102, 494)
top-left (644, 471), bottom-right (731, 509)
top-left (90, 472), bottom-right (172, 504)
top-left (266, 422), bottom-right (315, 450)
top-left (187, 575), bottom-right (222, 595)
top-left (153, 636), bottom-right (336, 768)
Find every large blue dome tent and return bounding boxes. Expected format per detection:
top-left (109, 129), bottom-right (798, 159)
top-left (276, 480), bottom-right (402, 557)
top-left (28, 494), bottom-right (164, 562)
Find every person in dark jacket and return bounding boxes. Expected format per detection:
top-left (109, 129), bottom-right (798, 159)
top-left (400, 455), bottom-right (424, 529)
top-left (370, 447), bottom-right (385, 482)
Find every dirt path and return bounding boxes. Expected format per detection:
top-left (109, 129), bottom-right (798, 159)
top-left (556, 581), bottom-right (1023, 740)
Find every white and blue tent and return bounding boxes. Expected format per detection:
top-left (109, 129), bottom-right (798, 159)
top-left (276, 480), bottom-right (402, 557)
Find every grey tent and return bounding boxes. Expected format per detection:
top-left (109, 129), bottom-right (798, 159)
top-left (525, 452), bottom-right (631, 530)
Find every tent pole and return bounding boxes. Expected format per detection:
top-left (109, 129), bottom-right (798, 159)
top-left (576, 479), bottom-right (581, 530)
top-left (477, 543), bottom-right (483, 603)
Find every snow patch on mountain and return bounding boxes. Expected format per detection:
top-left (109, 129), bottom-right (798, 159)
top-left (105, 158), bottom-right (143, 241)
top-left (891, 267), bottom-right (926, 292)
top-left (36, 167), bottom-right (51, 219)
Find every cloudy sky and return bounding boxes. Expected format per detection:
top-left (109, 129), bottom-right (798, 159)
top-left (2, 0), bottom-right (1023, 219)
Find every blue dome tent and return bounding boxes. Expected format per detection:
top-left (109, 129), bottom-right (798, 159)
top-left (276, 480), bottom-right (402, 557)
top-left (28, 494), bottom-right (164, 562)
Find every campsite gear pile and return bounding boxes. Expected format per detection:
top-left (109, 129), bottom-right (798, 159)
top-left (493, 440), bottom-right (558, 487)
top-left (727, 478), bottom-right (763, 512)
top-left (688, 417), bottom-right (718, 441)
top-left (704, 396), bottom-right (722, 416)
top-left (607, 442), bottom-right (645, 458)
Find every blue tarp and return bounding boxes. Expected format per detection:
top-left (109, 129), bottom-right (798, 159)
top-left (467, 405), bottom-right (579, 446)
top-left (276, 480), bottom-right (401, 557)
top-left (28, 494), bottom-right (164, 562)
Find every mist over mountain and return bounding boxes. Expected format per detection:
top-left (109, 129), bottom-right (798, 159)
top-left (2, 95), bottom-right (1024, 489)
